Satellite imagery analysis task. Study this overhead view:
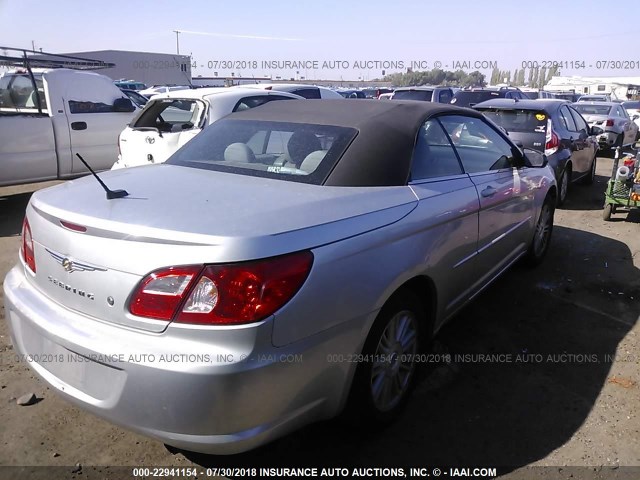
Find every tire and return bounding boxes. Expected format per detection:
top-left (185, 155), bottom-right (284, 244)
top-left (603, 203), bottom-right (613, 221)
top-left (610, 134), bottom-right (624, 158)
top-left (580, 155), bottom-right (596, 185)
top-left (346, 290), bottom-right (426, 427)
top-left (557, 167), bottom-right (570, 206)
top-left (524, 196), bottom-right (555, 267)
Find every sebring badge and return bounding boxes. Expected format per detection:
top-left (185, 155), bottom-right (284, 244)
top-left (46, 248), bottom-right (106, 274)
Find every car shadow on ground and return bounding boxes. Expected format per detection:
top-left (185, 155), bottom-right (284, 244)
top-left (0, 192), bottom-right (32, 237)
top-left (180, 225), bottom-right (639, 470)
top-left (559, 174), bottom-right (608, 212)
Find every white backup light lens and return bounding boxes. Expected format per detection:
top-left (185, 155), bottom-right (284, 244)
top-left (182, 276), bottom-right (219, 313)
top-left (143, 274), bottom-right (193, 296)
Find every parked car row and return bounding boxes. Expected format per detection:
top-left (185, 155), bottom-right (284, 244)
top-left (474, 98), bottom-right (598, 206)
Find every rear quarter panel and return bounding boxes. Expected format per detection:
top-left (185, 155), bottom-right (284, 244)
top-left (271, 181), bottom-right (479, 347)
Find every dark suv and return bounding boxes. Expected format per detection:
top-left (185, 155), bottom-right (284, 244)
top-left (474, 98), bottom-right (599, 206)
top-left (451, 87), bottom-right (528, 108)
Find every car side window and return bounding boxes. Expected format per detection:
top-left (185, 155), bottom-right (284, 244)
top-left (233, 95), bottom-right (294, 112)
top-left (438, 90), bottom-right (452, 103)
top-left (618, 106), bottom-right (629, 119)
top-left (266, 131), bottom-right (293, 154)
top-left (439, 115), bottom-right (516, 173)
top-left (410, 119), bottom-right (463, 181)
top-left (568, 107), bottom-right (588, 132)
top-left (291, 88), bottom-right (321, 99)
top-left (559, 106), bottom-right (577, 132)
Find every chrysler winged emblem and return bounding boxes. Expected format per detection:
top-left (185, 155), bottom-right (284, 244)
top-left (62, 257), bottom-right (73, 272)
top-left (46, 249), bottom-right (106, 274)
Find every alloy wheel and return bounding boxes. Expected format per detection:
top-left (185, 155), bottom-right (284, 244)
top-left (370, 310), bottom-right (419, 412)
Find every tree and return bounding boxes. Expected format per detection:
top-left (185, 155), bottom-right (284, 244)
top-left (527, 67), bottom-right (534, 86)
top-left (538, 66), bottom-right (547, 89)
top-left (517, 68), bottom-right (526, 86)
top-left (490, 67), bottom-right (500, 85)
top-left (383, 68), bottom-right (485, 88)
top-left (465, 70), bottom-right (486, 87)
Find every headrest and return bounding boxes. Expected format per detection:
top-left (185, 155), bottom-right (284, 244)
top-left (286, 131), bottom-right (322, 166)
top-left (224, 143), bottom-right (256, 163)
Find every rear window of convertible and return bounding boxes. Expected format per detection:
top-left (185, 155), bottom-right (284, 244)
top-left (166, 119), bottom-right (357, 184)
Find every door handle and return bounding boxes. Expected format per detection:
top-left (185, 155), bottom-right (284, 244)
top-left (71, 122), bottom-right (87, 131)
top-left (481, 186), bottom-right (497, 197)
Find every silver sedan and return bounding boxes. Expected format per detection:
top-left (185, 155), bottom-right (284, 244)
top-left (4, 100), bottom-right (557, 455)
top-left (573, 101), bottom-right (640, 150)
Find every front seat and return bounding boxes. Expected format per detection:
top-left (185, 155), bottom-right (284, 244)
top-left (224, 143), bottom-right (256, 163)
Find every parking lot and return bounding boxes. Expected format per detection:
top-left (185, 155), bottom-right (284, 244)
top-left (0, 154), bottom-right (638, 477)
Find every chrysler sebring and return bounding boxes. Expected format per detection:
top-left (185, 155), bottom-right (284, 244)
top-left (4, 100), bottom-right (557, 454)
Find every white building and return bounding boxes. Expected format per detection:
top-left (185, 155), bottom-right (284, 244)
top-left (544, 76), bottom-right (640, 100)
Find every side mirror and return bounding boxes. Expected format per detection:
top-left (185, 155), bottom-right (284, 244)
top-left (590, 125), bottom-right (604, 136)
top-left (633, 114), bottom-right (639, 121)
top-left (522, 148), bottom-right (548, 168)
top-left (113, 98), bottom-right (135, 112)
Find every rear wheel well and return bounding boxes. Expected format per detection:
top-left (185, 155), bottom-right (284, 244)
top-left (564, 160), bottom-right (572, 176)
top-left (388, 276), bottom-right (437, 338)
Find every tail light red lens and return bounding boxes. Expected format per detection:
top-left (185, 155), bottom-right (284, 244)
top-left (129, 266), bottom-right (202, 320)
top-left (606, 119), bottom-right (614, 127)
top-left (544, 119), bottom-right (559, 156)
top-left (21, 217), bottom-right (36, 273)
top-left (129, 251), bottom-right (313, 325)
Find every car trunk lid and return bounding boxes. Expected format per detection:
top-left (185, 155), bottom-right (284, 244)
top-left (25, 165), bottom-right (417, 331)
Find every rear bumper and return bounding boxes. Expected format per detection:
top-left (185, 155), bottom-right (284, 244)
top-left (3, 265), bottom-right (357, 454)
top-left (597, 131), bottom-right (618, 147)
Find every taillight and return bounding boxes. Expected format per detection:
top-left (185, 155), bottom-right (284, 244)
top-left (129, 266), bottom-right (202, 320)
top-left (129, 251), bottom-right (313, 325)
top-left (21, 217), bottom-right (36, 273)
top-left (544, 119), bottom-right (559, 156)
top-left (606, 119), bottom-right (614, 127)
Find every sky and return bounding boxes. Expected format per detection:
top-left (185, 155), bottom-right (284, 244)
top-left (1, 0), bottom-right (639, 81)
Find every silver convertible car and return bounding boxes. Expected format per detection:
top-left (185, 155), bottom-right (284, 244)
top-left (4, 100), bottom-right (557, 454)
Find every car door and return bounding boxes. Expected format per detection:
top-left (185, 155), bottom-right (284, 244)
top-left (439, 114), bottom-right (536, 289)
top-left (617, 105), bottom-right (637, 145)
top-left (568, 106), bottom-right (597, 170)
top-left (408, 118), bottom-right (480, 319)
top-left (64, 99), bottom-right (136, 173)
top-left (558, 105), bottom-right (589, 175)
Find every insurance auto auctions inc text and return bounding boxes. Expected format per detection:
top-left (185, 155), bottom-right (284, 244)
top-left (249, 467), bottom-right (497, 478)
top-left (192, 59), bottom-right (498, 72)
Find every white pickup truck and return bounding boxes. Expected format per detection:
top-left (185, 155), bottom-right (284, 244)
top-left (0, 68), bottom-right (137, 187)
